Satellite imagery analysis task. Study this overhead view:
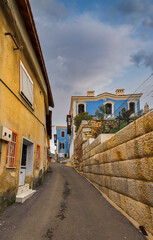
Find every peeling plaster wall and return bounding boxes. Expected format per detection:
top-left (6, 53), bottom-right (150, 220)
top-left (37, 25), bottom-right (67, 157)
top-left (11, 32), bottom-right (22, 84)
top-left (76, 111), bottom-right (153, 234)
top-left (0, 1), bottom-right (50, 211)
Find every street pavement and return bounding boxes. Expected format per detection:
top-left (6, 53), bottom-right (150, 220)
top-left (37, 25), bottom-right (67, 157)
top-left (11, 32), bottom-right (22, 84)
top-left (0, 163), bottom-right (146, 240)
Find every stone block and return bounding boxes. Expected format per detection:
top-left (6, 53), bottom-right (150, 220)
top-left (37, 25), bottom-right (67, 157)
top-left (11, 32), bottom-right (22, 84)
top-left (108, 189), bottom-right (121, 207)
top-left (136, 115), bottom-right (145, 137)
top-left (104, 163), bottom-right (113, 176)
top-left (144, 110), bottom-right (153, 133)
top-left (99, 151), bottom-right (109, 164)
top-left (90, 165), bottom-right (100, 175)
top-left (150, 207), bottom-right (153, 233)
top-left (100, 186), bottom-right (109, 196)
top-left (106, 134), bottom-right (117, 150)
top-left (148, 157), bottom-right (153, 180)
top-left (127, 179), bottom-right (138, 200)
top-left (94, 153), bottom-right (100, 162)
top-left (115, 121), bottom-right (136, 146)
top-left (82, 166), bottom-right (90, 173)
top-left (111, 177), bottom-right (128, 196)
top-left (92, 174), bottom-right (101, 185)
top-left (112, 162), bottom-right (121, 177)
top-left (134, 158), bottom-right (153, 181)
top-left (120, 194), bottom-right (127, 212)
top-left (137, 131), bottom-right (153, 158)
top-left (104, 176), bottom-right (112, 189)
top-left (99, 164), bottom-right (105, 175)
top-left (99, 175), bottom-right (106, 186)
top-left (90, 147), bottom-right (96, 157)
top-left (95, 144), bottom-right (102, 154)
top-left (126, 197), bottom-right (153, 234)
top-left (127, 139), bottom-right (139, 159)
top-left (136, 181), bottom-right (153, 206)
top-left (119, 159), bottom-right (138, 179)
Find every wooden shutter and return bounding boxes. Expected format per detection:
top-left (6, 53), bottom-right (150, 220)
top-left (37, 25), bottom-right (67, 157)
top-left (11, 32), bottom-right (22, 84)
top-left (20, 61), bottom-right (33, 105)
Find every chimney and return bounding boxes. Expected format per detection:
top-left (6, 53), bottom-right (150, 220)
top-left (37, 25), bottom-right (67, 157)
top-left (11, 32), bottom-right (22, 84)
top-left (87, 91), bottom-right (95, 97)
top-left (115, 89), bottom-right (125, 96)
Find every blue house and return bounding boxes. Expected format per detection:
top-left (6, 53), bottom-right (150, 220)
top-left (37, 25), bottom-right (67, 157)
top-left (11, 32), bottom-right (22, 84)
top-left (55, 126), bottom-right (69, 159)
top-left (67, 89), bottom-right (142, 158)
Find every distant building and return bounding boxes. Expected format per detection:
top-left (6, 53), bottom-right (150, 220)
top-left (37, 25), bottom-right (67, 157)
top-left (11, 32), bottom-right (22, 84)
top-left (67, 89), bottom-right (142, 159)
top-left (54, 127), bottom-right (69, 160)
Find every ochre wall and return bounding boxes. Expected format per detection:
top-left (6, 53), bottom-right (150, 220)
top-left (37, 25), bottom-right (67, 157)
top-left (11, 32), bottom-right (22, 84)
top-left (0, 1), bottom-right (50, 210)
top-left (78, 111), bottom-right (153, 234)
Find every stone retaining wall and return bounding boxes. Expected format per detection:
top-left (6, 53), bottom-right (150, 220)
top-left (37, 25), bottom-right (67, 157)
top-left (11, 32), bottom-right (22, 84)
top-left (77, 111), bottom-right (153, 234)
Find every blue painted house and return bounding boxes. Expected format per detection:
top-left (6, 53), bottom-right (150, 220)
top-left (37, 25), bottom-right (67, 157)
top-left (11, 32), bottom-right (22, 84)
top-left (68, 89), bottom-right (142, 158)
top-left (55, 126), bottom-right (69, 159)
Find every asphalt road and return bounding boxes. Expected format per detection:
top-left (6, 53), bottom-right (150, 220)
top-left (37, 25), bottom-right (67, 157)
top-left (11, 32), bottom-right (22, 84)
top-left (0, 163), bottom-right (146, 240)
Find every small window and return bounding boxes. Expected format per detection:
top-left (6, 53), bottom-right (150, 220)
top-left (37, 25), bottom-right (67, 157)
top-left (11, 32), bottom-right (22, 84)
top-left (78, 104), bottom-right (85, 113)
top-left (61, 131), bottom-right (65, 138)
top-left (105, 103), bottom-right (112, 114)
top-left (36, 145), bottom-right (40, 168)
top-left (20, 60), bottom-right (33, 106)
top-left (6, 132), bottom-right (17, 168)
top-left (130, 102), bottom-right (135, 113)
top-left (60, 142), bottom-right (65, 149)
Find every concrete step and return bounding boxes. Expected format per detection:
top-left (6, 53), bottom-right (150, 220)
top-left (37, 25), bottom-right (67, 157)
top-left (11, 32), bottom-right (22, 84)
top-left (17, 184), bottom-right (29, 195)
top-left (16, 189), bottom-right (36, 203)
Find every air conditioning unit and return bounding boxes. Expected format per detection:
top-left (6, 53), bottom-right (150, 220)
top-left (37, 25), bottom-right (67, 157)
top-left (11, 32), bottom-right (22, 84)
top-left (0, 126), bottom-right (12, 142)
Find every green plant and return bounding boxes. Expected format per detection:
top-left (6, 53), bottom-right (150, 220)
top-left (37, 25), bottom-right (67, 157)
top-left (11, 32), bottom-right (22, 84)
top-left (95, 106), bottom-right (105, 120)
top-left (74, 112), bottom-right (93, 132)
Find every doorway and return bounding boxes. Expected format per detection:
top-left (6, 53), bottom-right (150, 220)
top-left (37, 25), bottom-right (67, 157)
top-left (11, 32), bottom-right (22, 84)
top-left (19, 138), bottom-right (34, 186)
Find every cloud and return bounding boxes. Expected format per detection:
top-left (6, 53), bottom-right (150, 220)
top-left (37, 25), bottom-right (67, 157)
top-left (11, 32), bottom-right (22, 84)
top-left (131, 50), bottom-right (153, 70)
top-left (29, 0), bottom-right (147, 142)
top-left (30, 0), bottom-right (67, 20)
top-left (35, 14), bottom-right (143, 95)
top-left (142, 17), bottom-right (153, 28)
top-left (115, 0), bottom-right (153, 15)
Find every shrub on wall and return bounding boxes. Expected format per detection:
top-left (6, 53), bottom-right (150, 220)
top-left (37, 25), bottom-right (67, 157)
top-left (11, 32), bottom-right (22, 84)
top-left (74, 112), bottom-right (93, 132)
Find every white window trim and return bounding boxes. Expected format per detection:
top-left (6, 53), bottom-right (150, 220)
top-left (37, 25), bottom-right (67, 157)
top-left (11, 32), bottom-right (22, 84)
top-left (127, 100), bottom-right (138, 114)
top-left (103, 101), bottom-right (115, 117)
top-left (77, 102), bottom-right (87, 114)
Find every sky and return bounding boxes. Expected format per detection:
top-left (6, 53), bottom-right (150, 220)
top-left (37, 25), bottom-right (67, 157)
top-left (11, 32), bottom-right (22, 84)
top-left (29, 0), bottom-right (153, 152)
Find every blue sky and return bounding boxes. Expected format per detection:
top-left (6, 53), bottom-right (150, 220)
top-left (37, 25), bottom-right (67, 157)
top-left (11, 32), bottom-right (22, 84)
top-left (29, 0), bottom-right (153, 152)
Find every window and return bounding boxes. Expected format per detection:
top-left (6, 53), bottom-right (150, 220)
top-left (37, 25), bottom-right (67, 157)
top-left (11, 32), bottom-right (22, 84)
top-left (60, 142), bottom-right (65, 149)
top-left (105, 103), bottom-right (112, 114)
top-left (6, 132), bottom-right (18, 168)
top-left (36, 145), bottom-right (40, 168)
top-left (78, 104), bottom-right (85, 113)
top-left (20, 60), bottom-right (33, 106)
top-left (129, 102), bottom-right (135, 113)
top-left (61, 131), bottom-right (65, 138)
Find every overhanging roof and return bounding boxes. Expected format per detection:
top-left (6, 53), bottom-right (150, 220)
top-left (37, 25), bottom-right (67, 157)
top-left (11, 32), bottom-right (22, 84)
top-left (15, 0), bottom-right (54, 108)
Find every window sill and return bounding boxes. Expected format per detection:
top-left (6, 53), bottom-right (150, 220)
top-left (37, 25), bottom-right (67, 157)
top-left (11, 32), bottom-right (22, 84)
top-left (19, 91), bottom-right (34, 111)
top-left (6, 166), bottom-right (16, 169)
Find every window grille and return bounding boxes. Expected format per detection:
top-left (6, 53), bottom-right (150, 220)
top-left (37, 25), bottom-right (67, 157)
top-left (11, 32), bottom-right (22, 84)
top-left (20, 60), bottom-right (33, 105)
top-left (36, 145), bottom-right (40, 168)
top-left (6, 132), bottom-right (17, 168)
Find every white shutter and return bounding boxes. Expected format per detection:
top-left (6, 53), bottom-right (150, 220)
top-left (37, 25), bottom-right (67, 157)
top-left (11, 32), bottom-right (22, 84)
top-left (20, 61), bottom-right (33, 105)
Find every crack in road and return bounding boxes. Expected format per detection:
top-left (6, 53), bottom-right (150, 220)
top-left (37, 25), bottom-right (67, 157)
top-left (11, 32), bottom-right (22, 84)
top-left (43, 180), bottom-right (71, 239)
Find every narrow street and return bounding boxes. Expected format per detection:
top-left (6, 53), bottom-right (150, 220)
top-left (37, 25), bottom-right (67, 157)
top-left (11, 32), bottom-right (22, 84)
top-left (0, 163), bottom-right (145, 240)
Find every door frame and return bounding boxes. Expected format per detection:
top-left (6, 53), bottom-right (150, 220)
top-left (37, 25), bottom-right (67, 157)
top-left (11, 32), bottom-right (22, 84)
top-left (19, 137), bottom-right (34, 186)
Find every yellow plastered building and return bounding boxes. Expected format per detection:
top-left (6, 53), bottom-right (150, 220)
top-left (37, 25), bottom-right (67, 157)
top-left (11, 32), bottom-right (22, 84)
top-left (0, 0), bottom-right (54, 209)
